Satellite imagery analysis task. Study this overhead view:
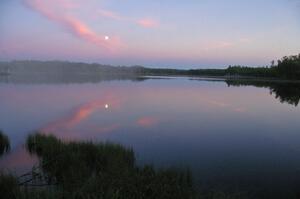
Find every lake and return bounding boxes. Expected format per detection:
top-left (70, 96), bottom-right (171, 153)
top-left (1, 75), bottom-right (300, 198)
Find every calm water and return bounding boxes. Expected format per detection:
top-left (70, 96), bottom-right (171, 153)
top-left (1, 75), bottom-right (300, 197)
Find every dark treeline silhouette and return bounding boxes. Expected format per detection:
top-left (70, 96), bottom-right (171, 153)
top-left (277, 54), bottom-right (300, 79)
top-left (140, 54), bottom-right (300, 79)
top-left (137, 54), bottom-right (300, 79)
top-left (1, 54), bottom-right (300, 79)
top-left (139, 66), bottom-right (278, 77)
top-left (139, 68), bottom-right (227, 76)
top-left (225, 66), bottom-right (277, 77)
top-left (139, 67), bottom-right (276, 77)
top-left (226, 80), bottom-right (300, 106)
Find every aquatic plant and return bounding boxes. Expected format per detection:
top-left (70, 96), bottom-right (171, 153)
top-left (18, 133), bottom-right (195, 199)
top-left (0, 172), bottom-right (21, 199)
top-left (0, 130), bottom-right (10, 156)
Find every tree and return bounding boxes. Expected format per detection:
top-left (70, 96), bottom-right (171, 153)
top-left (276, 54), bottom-right (300, 79)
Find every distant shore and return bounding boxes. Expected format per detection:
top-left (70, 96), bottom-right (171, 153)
top-left (1, 54), bottom-right (300, 83)
top-left (143, 74), bottom-right (300, 84)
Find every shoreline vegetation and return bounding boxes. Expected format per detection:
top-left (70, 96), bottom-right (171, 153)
top-left (142, 54), bottom-right (300, 80)
top-left (0, 132), bottom-right (275, 199)
top-left (1, 132), bottom-right (299, 198)
top-left (0, 133), bottom-right (197, 199)
top-left (1, 54), bottom-right (300, 81)
top-left (0, 131), bottom-right (10, 157)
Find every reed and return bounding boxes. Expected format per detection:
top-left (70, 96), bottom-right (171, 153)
top-left (0, 130), bottom-right (10, 156)
top-left (7, 132), bottom-right (196, 199)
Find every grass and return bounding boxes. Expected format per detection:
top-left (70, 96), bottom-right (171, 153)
top-left (0, 130), bottom-right (10, 156)
top-left (0, 133), bottom-right (272, 198)
top-left (1, 133), bottom-right (195, 199)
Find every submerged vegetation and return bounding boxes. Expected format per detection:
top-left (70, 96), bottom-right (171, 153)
top-left (1, 133), bottom-right (195, 199)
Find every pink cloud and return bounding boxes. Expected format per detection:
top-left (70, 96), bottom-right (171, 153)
top-left (137, 18), bottom-right (159, 28)
top-left (24, 0), bottom-right (121, 50)
top-left (137, 116), bottom-right (158, 127)
top-left (97, 9), bottom-right (159, 29)
top-left (98, 9), bottom-right (124, 21)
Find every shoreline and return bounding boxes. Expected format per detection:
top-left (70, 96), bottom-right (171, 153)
top-left (2, 72), bottom-right (300, 84)
top-left (141, 74), bottom-right (300, 83)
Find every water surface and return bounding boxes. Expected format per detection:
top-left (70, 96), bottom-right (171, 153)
top-left (1, 75), bottom-right (300, 197)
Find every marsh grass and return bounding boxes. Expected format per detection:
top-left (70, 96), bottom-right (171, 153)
top-left (0, 133), bottom-right (259, 198)
top-left (0, 130), bottom-right (10, 156)
top-left (0, 132), bottom-right (195, 199)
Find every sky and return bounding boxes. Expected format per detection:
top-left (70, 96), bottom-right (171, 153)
top-left (0, 0), bottom-right (300, 68)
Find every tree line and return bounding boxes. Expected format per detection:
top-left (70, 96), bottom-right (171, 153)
top-left (2, 54), bottom-right (300, 79)
top-left (139, 54), bottom-right (300, 79)
top-left (276, 54), bottom-right (300, 79)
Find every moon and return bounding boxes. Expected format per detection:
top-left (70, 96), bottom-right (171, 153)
top-left (104, 36), bottom-right (109, 40)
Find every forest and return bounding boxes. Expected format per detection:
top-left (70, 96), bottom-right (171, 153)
top-left (1, 54), bottom-right (300, 80)
top-left (140, 54), bottom-right (300, 79)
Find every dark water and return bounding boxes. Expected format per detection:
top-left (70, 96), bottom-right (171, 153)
top-left (1, 75), bottom-right (300, 198)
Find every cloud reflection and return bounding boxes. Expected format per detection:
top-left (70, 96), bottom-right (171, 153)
top-left (40, 97), bottom-right (121, 137)
top-left (137, 116), bottom-right (159, 128)
top-left (0, 146), bottom-right (37, 172)
top-left (208, 100), bottom-right (247, 113)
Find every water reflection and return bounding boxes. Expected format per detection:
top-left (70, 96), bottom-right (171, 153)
top-left (1, 76), bottom-right (300, 198)
top-left (226, 80), bottom-right (300, 106)
top-left (3, 73), bottom-right (300, 107)
top-left (136, 116), bottom-right (159, 128)
top-left (40, 95), bottom-right (122, 138)
top-left (0, 146), bottom-right (37, 173)
top-left (0, 73), bottom-right (147, 84)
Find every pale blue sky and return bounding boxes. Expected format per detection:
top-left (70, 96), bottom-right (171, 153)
top-left (0, 0), bottom-right (300, 68)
